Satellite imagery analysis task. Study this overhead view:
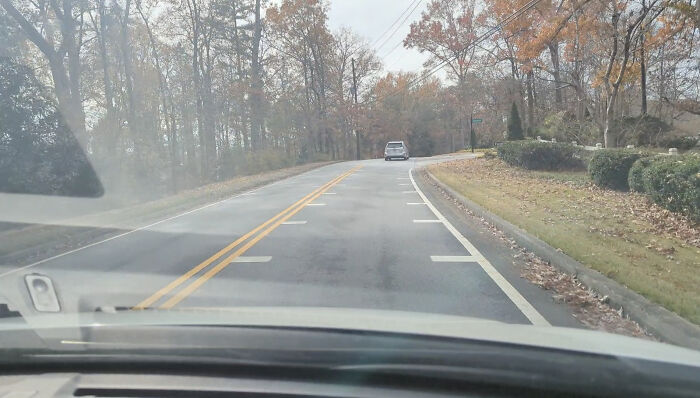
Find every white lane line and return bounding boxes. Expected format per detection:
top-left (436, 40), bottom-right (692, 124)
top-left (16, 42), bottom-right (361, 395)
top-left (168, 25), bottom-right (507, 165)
top-left (282, 221), bottom-right (308, 225)
top-left (407, 202), bottom-right (427, 205)
top-left (322, 192), bottom-right (337, 195)
top-left (399, 183), bottom-right (410, 186)
top-left (413, 219), bottom-right (442, 223)
top-left (231, 256), bottom-right (272, 263)
top-left (431, 256), bottom-right (477, 262)
top-left (409, 168), bottom-right (550, 327)
top-left (306, 203), bottom-right (327, 206)
top-left (402, 191), bottom-right (418, 194)
top-left (0, 165), bottom-right (343, 279)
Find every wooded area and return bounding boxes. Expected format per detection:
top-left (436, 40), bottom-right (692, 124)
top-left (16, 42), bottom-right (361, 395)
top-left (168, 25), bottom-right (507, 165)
top-left (1, 0), bottom-right (698, 198)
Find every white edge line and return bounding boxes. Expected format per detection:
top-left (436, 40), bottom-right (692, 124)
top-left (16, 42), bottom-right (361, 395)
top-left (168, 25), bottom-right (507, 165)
top-left (0, 165), bottom-right (337, 279)
top-left (409, 168), bottom-right (550, 327)
top-left (407, 202), bottom-right (428, 205)
top-left (431, 256), bottom-right (478, 262)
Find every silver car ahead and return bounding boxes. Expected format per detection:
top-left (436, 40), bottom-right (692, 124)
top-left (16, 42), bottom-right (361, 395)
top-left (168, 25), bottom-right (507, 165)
top-left (384, 141), bottom-right (409, 161)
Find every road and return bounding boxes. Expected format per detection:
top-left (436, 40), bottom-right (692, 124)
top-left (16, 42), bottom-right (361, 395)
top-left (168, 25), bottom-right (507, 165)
top-left (0, 155), bottom-right (582, 328)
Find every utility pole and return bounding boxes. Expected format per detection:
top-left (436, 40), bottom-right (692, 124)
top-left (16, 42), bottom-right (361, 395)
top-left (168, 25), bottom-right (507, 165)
top-left (351, 58), bottom-right (360, 160)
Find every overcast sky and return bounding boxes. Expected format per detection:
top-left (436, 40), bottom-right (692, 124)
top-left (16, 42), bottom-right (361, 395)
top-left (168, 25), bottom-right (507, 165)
top-left (327, 0), bottom-right (430, 74)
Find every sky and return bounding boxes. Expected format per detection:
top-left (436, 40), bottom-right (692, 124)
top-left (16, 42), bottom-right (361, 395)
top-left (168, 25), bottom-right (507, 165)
top-left (327, 0), bottom-right (431, 74)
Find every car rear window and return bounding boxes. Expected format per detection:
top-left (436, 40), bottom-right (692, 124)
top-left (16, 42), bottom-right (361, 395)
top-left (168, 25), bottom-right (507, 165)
top-left (387, 143), bottom-right (403, 148)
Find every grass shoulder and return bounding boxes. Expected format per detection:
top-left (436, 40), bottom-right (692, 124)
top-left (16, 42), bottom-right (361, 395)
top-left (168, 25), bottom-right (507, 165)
top-left (428, 157), bottom-right (700, 325)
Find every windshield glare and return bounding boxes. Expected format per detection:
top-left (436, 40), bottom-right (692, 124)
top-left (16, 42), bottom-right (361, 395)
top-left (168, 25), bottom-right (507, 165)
top-left (0, 0), bottom-right (699, 376)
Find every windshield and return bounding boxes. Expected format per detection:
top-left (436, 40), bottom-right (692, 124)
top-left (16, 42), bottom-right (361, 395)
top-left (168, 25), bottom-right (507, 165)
top-left (1, 0), bottom-right (699, 376)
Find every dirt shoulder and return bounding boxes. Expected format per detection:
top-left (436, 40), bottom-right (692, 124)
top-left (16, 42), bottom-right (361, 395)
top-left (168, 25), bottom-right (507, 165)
top-left (428, 157), bottom-right (700, 326)
top-left (0, 161), bottom-right (334, 266)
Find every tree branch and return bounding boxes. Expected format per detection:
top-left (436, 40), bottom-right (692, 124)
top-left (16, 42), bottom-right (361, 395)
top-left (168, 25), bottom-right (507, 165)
top-left (0, 0), bottom-right (56, 57)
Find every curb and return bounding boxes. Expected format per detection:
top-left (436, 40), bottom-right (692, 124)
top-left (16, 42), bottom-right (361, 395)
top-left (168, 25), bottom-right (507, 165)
top-left (418, 168), bottom-right (700, 350)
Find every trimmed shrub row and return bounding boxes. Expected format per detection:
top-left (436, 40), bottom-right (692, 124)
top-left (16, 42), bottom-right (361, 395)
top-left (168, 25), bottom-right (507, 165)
top-left (659, 136), bottom-right (699, 150)
top-left (496, 141), bottom-right (585, 170)
top-left (491, 141), bottom-right (699, 221)
top-left (630, 155), bottom-right (700, 222)
top-left (628, 156), bottom-right (655, 193)
top-left (588, 149), bottom-right (646, 191)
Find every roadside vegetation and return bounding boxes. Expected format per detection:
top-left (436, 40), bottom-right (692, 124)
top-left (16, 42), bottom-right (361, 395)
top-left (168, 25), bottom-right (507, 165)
top-left (430, 156), bottom-right (700, 325)
top-left (2, 0), bottom-right (698, 200)
top-left (493, 140), bottom-right (699, 221)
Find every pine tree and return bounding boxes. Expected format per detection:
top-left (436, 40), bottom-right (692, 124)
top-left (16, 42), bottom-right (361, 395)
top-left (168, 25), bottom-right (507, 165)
top-left (507, 102), bottom-right (524, 140)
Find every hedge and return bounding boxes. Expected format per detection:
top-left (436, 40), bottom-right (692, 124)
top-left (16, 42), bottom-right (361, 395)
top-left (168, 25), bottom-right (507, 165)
top-left (658, 136), bottom-right (699, 150)
top-left (496, 141), bottom-right (584, 170)
top-left (628, 156), bottom-right (656, 193)
top-left (588, 149), bottom-right (646, 191)
top-left (637, 155), bottom-right (700, 222)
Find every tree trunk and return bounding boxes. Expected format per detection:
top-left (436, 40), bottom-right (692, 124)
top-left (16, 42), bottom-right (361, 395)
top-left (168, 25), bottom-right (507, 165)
top-left (458, 78), bottom-right (467, 149)
top-left (249, 0), bottom-right (264, 151)
top-left (604, 95), bottom-right (616, 148)
top-left (640, 35), bottom-right (648, 115)
top-left (526, 70), bottom-right (535, 135)
top-left (201, 42), bottom-right (217, 180)
top-left (302, 63), bottom-right (313, 157)
top-left (61, 0), bottom-right (86, 140)
top-left (186, 0), bottom-right (208, 179)
top-left (0, 0), bottom-right (86, 140)
top-left (95, 0), bottom-right (118, 158)
top-left (548, 42), bottom-right (564, 109)
top-left (121, 0), bottom-right (138, 146)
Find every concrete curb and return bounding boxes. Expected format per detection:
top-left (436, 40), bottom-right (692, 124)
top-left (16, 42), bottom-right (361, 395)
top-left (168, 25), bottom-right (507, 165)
top-left (418, 168), bottom-right (700, 350)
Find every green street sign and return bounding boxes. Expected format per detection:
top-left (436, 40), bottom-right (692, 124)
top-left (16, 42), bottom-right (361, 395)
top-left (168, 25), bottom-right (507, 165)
top-left (471, 118), bottom-right (483, 124)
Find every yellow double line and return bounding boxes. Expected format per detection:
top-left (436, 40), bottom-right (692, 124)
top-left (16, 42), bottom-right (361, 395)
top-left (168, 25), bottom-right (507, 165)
top-left (133, 166), bottom-right (361, 310)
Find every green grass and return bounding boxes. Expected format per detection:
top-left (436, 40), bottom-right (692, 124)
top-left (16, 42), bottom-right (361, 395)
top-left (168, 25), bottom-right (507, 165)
top-left (430, 160), bottom-right (700, 325)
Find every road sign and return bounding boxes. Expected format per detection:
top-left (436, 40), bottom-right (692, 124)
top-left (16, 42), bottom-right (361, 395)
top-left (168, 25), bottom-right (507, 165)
top-left (471, 118), bottom-right (483, 124)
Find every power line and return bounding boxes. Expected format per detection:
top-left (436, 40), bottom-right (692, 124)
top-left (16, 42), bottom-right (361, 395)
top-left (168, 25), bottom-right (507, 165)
top-left (365, 0), bottom-right (544, 105)
top-left (379, 0), bottom-right (424, 64)
top-left (369, 0), bottom-right (421, 50)
top-left (376, 0), bottom-right (542, 103)
top-left (382, 40), bottom-right (405, 62)
top-left (375, 0), bottom-right (423, 54)
top-left (384, 49), bottom-right (407, 72)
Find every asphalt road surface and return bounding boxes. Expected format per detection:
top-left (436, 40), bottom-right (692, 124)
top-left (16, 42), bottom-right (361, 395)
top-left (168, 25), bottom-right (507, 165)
top-left (0, 155), bottom-right (582, 328)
